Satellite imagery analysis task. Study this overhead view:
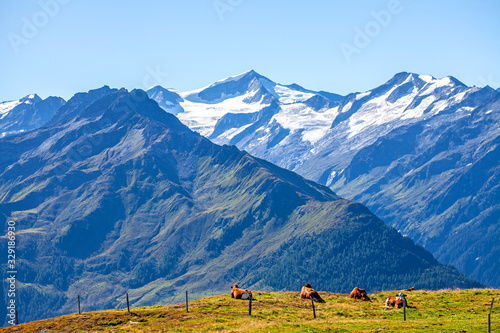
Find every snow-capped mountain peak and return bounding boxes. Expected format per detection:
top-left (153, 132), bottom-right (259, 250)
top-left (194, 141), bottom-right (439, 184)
top-left (179, 70), bottom-right (317, 105)
top-left (147, 85), bottom-right (184, 115)
top-left (180, 70), bottom-right (268, 103)
top-left (0, 94), bottom-right (42, 119)
top-left (148, 70), bottom-right (342, 139)
top-left (0, 94), bottom-right (65, 137)
top-left (147, 70), bottom-right (485, 173)
top-left (21, 93), bottom-right (42, 103)
top-left (210, 69), bottom-right (263, 86)
top-left (328, 72), bottom-right (472, 140)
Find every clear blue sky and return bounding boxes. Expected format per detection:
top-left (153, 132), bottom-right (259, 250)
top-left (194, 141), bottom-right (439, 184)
top-left (1, 0), bottom-right (499, 101)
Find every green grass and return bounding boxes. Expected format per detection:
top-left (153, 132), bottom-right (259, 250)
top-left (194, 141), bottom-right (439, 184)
top-left (2, 289), bottom-right (498, 332)
top-left (9, 179), bottom-right (49, 202)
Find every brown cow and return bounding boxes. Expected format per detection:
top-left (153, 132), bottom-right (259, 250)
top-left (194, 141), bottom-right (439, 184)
top-left (230, 284), bottom-right (253, 300)
top-left (300, 283), bottom-right (325, 303)
top-left (349, 287), bottom-right (371, 301)
top-left (385, 292), bottom-right (407, 308)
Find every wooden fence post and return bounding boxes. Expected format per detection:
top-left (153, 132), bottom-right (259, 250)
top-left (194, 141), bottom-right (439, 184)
top-left (311, 299), bottom-right (316, 319)
top-left (185, 291), bottom-right (188, 313)
top-left (78, 295), bottom-right (81, 314)
top-left (126, 293), bottom-right (130, 314)
top-left (403, 298), bottom-right (407, 321)
top-left (489, 298), bottom-right (495, 333)
top-left (248, 297), bottom-right (252, 316)
top-left (15, 310), bottom-right (18, 325)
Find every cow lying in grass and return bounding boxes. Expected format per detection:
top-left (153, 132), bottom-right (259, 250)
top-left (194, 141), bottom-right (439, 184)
top-left (349, 287), bottom-right (371, 301)
top-left (230, 285), bottom-right (253, 300)
top-left (385, 292), bottom-right (407, 308)
top-left (300, 283), bottom-right (325, 303)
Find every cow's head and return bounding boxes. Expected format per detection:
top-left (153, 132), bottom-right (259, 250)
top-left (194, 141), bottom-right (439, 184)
top-left (304, 283), bottom-right (313, 288)
top-left (231, 284), bottom-right (240, 289)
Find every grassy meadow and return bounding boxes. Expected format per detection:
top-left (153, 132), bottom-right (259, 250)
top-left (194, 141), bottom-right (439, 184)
top-left (1, 289), bottom-right (498, 332)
